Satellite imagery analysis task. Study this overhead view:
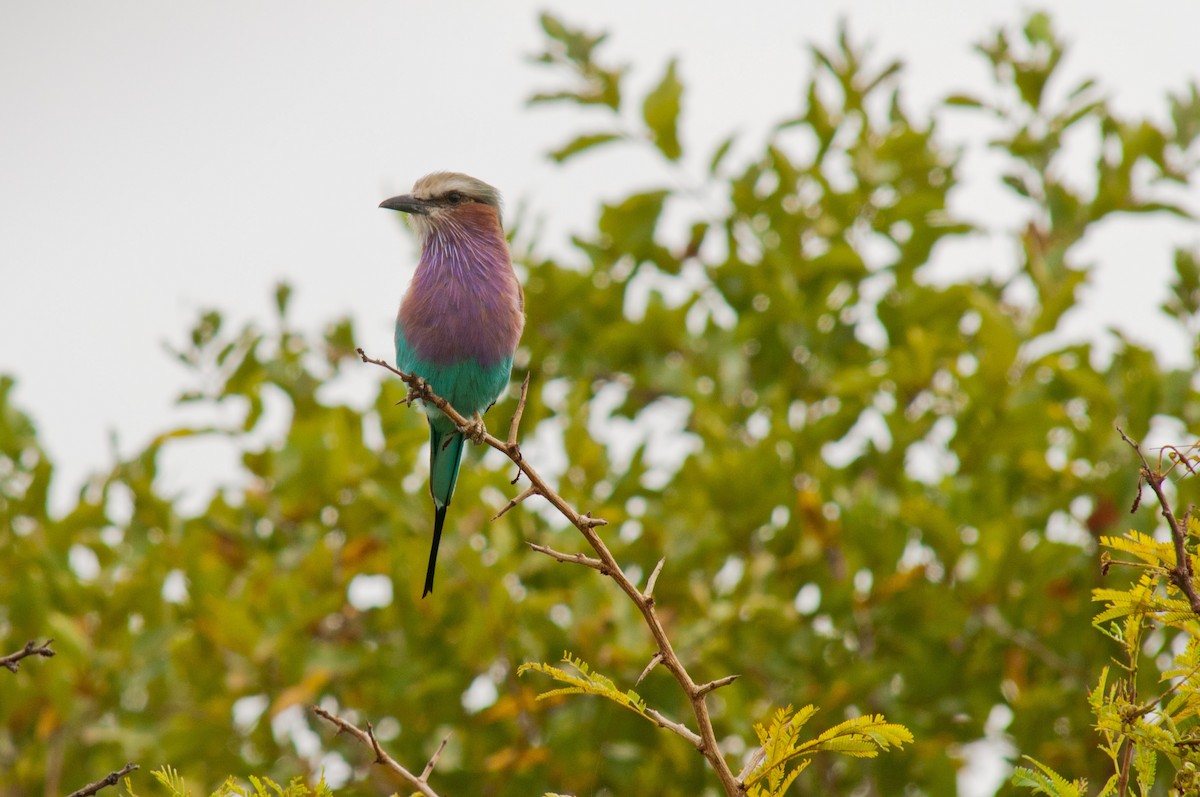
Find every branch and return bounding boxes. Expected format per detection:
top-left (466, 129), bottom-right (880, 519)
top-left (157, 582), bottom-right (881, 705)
top-left (358, 350), bottom-right (745, 796)
top-left (527, 541), bottom-right (607, 572)
top-left (65, 763), bottom-right (138, 797)
top-left (1119, 426), bottom-right (1200, 614)
top-left (312, 706), bottom-right (444, 797)
top-left (1, 639), bottom-right (55, 673)
top-left (645, 707), bottom-right (703, 747)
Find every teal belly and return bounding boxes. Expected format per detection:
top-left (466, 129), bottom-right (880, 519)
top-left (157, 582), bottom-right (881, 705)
top-left (396, 326), bottom-right (513, 432)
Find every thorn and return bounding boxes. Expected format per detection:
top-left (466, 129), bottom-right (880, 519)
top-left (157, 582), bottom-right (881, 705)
top-left (644, 558), bottom-right (666, 600)
top-left (636, 652), bottom-right (664, 686)
top-left (494, 486), bottom-right (538, 520)
top-left (508, 373), bottom-right (531, 447)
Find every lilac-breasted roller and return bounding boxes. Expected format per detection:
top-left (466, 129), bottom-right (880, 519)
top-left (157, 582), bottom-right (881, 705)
top-left (380, 172), bottom-right (525, 597)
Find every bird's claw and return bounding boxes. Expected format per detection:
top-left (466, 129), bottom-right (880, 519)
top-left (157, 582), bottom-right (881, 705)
top-left (402, 376), bottom-right (430, 406)
top-left (464, 412), bottom-right (488, 445)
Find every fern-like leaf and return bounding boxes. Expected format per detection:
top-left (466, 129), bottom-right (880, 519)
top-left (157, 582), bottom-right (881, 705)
top-left (1010, 756), bottom-right (1088, 796)
top-left (151, 767), bottom-right (191, 797)
top-left (744, 705), bottom-right (912, 796)
top-left (519, 652), bottom-right (650, 719)
top-left (1100, 531), bottom-right (1175, 567)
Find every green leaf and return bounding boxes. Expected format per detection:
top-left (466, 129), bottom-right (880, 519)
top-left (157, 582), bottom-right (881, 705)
top-left (1169, 81), bottom-right (1200, 149)
top-left (519, 653), bottom-right (651, 719)
top-left (642, 59), bottom-right (683, 160)
top-left (1011, 756), bottom-right (1087, 796)
top-left (274, 282), bottom-right (292, 317)
top-left (538, 13), bottom-right (608, 68)
top-left (598, 190), bottom-right (669, 255)
top-left (944, 93), bottom-right (984, 108)
top-left (1164, 248), bottom-right (1200, 320)
top-left (709, 134), bottom-right (736, 175)
top-left (549, 132), bottom-right (623, 163)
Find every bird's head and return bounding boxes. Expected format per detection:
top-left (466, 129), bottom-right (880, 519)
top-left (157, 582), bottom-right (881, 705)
top-left (380, 172), bottom-right (503, 240)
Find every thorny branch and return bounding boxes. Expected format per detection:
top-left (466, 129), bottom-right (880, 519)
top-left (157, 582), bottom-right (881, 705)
top-left (4, 639), bottom-right (133, 796)
top-left (356, 349), bottom-right (746, 796)
top-left (312, 706), bottom-right (446, 797)
top-left (1118, 427), bottom-right (1200, 615)
top-left (0, 639), bottom-right (55, 673)
top-left (65, 763), bottom-right (138, 797)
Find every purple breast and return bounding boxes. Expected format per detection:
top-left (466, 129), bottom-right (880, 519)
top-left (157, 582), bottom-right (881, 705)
top-left (400, 208), bottom-right (524, 366)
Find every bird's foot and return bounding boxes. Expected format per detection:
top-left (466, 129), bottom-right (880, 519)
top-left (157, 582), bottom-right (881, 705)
top-left (464, 412), bottom-right (488, 445)
top-left (401, 376), bottom-right (430, 407)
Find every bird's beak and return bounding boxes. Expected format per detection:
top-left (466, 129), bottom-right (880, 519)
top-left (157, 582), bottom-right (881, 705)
top-left (379, 194), bottom-right (430, 215)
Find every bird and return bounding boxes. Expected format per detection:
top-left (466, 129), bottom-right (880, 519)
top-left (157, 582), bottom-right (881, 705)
top-left (380, 172), bottom-right (525, 597)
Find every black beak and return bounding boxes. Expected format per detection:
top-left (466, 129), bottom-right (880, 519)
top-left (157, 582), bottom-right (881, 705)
top-left (379, 194), bottom-right (430, 215)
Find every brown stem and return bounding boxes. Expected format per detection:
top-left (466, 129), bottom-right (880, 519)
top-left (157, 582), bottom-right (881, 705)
top-left (527, 542), bottom-right (607, 572)
top-left (1117, 737), bottom-right (1133, 797)
top-left (0, 639), bottom-right (55, 673)
top-left (312, 706), bottom-right (443, 797)
top-left (65, 763), bottom-right (138, 797)
top-left (358, 350), bottom-right (746, 795)
top-left (1118, 427), bottom-right (1200, 614)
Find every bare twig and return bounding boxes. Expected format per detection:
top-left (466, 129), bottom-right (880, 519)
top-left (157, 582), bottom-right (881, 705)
top-left (645, 707), bottom-right (704, 747)
top-left (1, 639), bottom-right (55, 673)
top-left (421, 732), bottom-right (452, 781)
top-left (527, 542), bottom-right (606, 572)
top-left (1118, 427), bottom-right (1200, 614)
top-left (65, 763), bottom-right (138, 797)
top-left (358, 350), bottom-right (745, 795)
top-left (1117, 737), bottom-right (1134, 797)
top-left (696, 675), bottom-right (741, 698)
top-left (1161, 444), bottom-right (1200, 477)
top-left (312, 706), bottom-right (443, 797)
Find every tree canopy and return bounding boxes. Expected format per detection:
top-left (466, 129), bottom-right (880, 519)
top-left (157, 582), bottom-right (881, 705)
top-left (3, 11), bottom-right (1200, 797)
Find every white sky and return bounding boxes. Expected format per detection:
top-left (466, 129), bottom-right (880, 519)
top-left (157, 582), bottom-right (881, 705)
top-left (2, 0), bottom-right (1199, 519)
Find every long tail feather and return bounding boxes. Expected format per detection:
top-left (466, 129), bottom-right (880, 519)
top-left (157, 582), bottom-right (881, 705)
top-left (424, 425), bottom-right (466, 598)
top-left (429, 427), bottom-right (466, 508)
top-left (423, 505), bottom-right (448, 598)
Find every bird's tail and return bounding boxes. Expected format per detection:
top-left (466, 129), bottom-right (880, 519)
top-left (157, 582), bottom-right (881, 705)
top-left (424, 427), bottom-right (466, 597)
top-left (424, 505), bottom-right (448, 598)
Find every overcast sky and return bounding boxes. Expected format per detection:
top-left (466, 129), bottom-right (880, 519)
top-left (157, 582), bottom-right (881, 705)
top-left (3, 0), bottom-right (1198, 515)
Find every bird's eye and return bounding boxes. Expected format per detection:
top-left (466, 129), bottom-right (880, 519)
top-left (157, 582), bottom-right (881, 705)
top-left (446, 191), bottom-right (465, 205)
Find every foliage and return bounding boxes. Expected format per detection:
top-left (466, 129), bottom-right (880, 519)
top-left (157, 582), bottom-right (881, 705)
top-left (122, 767), bottom-right (333, 797)
top-left (519, 653), bottom-right (653, 720)
top-left (1013, 443), bottom-right (1200, 795)
top-left (743, 705), bottom-right (913, 797)
top-left (3, 9), bottom-right (1200, 797)
top-left (518, 650), bottom-right (909, 795)
top-left (1011, 756), bottom-right (1088, 797)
